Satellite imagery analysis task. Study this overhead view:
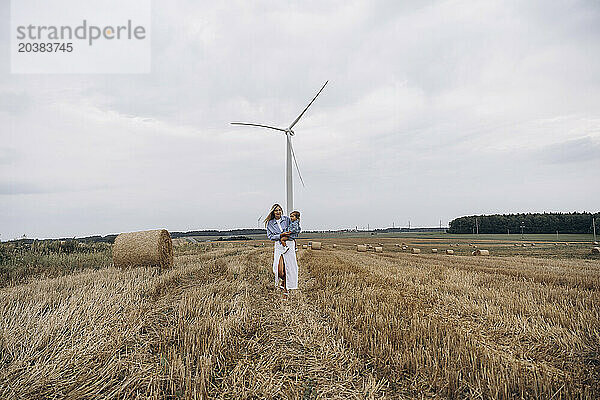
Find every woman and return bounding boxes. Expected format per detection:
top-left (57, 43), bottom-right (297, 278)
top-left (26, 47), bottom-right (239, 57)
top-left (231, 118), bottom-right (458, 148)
top-left (264, 203), bottom-right (299, 295)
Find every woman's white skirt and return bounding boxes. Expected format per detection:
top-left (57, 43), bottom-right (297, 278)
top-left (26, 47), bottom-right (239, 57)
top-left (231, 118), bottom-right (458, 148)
top-left (272, 239), bottom-right (299, 290)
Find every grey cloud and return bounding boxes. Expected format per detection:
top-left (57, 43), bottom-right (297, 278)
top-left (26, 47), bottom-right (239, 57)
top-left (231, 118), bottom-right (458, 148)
top-left (0, 181), bottom-right (116, 195)
top-left (0, 182), bottom-right (48, 195)
top-left (0, 148), bottom-right (16, 165)
top-left (538, 136), bottom-right (600, 164)
top-left (0, 92), bottom-right (32, 114)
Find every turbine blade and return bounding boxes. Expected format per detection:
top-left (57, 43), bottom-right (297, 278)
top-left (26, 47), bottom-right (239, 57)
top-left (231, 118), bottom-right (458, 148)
top-left (288, 80), bottom-right (328, 130)
top-left (289, 139), bottom-right (305, 188)
top-left (231, 122), bottom-right (287, 133)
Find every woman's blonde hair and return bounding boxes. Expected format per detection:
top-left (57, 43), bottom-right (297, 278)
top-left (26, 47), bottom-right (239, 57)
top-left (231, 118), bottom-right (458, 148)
top-left (264, 203), bottom-right (283, 226)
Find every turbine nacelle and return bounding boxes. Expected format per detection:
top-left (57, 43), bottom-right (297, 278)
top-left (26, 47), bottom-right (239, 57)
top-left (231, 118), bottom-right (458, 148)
top-left (286, 129), bottom-right (295, 136)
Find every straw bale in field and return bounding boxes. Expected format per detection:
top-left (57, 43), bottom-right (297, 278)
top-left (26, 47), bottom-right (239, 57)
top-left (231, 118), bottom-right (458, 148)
top-left (402, 246), bottom-right (408, 250)
top-left (357, 245), bottom-right (367, 252)
top-left (411, 248), bottom-right (420, 254)
top-left (302, 244), bottom-right (308, 249)
top-left (431, 248), bottom-right (438, 253)
top-left (332, 244), bottom-right (337, 249)
top-left (594, 241), bottom-right (599, 245)
top-left (113, 229), bottom-right (173, 269)
top-left (472, 249), bottom-right (490, 256)
top-left (311, 241), bottom-right (322, 250)
top-left (531, 243), bottom-right (536, 246)
top-left (446, 249), bottom-right (454, 255)
top-left (395, 243), bottom-right (400, 247)
top-left (375, 246), bottom-right (383, 253)
top-left (514, 243), bottom-right (519, 246)
top-left (592, 247), bottom-right (600, 255)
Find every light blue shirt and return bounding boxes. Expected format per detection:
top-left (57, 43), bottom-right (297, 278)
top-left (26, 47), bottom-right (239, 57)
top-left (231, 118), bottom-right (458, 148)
top-left (266, 216), bottom-right (291, 241)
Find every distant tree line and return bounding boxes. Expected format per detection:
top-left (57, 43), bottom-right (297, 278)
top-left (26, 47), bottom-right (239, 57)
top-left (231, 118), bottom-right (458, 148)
top-left (448, 212), bottom-right (599, 234)
top-left (171, 229), bottom-right (266, 238)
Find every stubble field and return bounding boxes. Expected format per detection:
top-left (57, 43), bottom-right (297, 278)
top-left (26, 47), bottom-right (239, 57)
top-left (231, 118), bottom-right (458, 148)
top-left (0, 237), bottom-right (598, 399)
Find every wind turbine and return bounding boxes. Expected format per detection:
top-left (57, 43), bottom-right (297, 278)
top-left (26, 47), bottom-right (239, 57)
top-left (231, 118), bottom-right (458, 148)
top-left (231, 81), bottom-right (328, 213)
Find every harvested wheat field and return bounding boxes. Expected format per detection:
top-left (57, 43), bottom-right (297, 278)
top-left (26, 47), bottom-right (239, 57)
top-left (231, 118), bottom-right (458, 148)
top-left (0, 239), bottom-right (599, 399)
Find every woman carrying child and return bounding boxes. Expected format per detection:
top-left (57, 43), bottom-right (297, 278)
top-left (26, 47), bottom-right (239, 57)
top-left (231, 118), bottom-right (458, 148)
top-left (264, 204), bottom-right (301, 296)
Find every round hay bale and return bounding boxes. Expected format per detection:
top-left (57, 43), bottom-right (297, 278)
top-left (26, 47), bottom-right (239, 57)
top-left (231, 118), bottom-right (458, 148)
top-left (302, 244), bottom-right (308, 249)
top-left (375, 246), bottom-right (383, 253)
top-left (402, 246), bottom-right (408, 250)
top-left (446, 249), bottom-right (454, 255)
top-left (311, 241), bottom-right (322, 250)
top-left (332, 244), bottom-right (337, 249)
top-left (431, 248), bottom-right (438, 253)
top-left (473, 249), bottom-right (490, 256)
top-left (113, 229), bottom-right (173, 269)
top-left (514, 243), bottom-right (519, 246)
top-left (594, 241), bottom-right (598, 246)
top-left (395, 243), bottom-right (400, 247)
top-left (411, 248), bottom-right (420, 254)
top-left (357, 245), bottom-right (367, 252)
top-left (592, 247), bottom-right (600, 255)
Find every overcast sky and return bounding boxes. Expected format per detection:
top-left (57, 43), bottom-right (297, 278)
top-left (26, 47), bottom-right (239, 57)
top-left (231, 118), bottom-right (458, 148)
top-left (2, 0), bottom-right (600, 240)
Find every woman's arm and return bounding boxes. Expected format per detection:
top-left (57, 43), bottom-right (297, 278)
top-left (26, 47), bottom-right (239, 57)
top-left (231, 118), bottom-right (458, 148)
top-left (266, 221), bottom-right (281, 241)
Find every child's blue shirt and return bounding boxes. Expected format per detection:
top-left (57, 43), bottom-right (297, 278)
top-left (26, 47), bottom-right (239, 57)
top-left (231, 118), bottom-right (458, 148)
top-left (288, 220), bottom-right (301, 239)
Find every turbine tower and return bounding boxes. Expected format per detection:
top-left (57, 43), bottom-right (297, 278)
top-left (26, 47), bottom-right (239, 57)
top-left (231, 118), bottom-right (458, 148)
top-left (231, 81), bottom-right (328, 213)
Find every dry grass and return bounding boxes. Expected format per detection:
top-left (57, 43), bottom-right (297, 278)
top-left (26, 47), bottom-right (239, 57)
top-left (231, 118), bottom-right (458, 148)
top-left (0, 241), bottom-right (112, 288)
top-left (0, 238), bottom-right (598, 399)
